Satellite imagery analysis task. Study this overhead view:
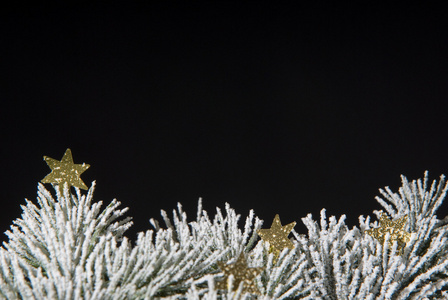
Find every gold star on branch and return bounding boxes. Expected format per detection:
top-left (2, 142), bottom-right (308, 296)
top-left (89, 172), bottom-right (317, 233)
top-left (366, 213), bottom-right (411, 253)
top-left (216, 252), bottom-right (263, 295)
top-left (41, 148), bottom-right (90, 190)
top-left (257, 214), bottom-right (296, 254)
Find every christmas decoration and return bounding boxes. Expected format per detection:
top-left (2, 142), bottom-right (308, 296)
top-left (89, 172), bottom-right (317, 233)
top-left (366, 213), bottom-right (411, 254)
top-left (257, 214), bottom-right (296, 257)
top-left (41, 148), bottom-right (90, 190)
top-left (1, 150), bottom-right (448, 299)
top-left (216, 252), bottom-right (263, 295)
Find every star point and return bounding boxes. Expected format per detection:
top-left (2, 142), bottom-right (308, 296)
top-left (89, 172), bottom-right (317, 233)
top-left (41, 148), bottom-right (90, 190)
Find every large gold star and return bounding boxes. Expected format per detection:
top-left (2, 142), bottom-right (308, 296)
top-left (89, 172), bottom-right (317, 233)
top-left (216, 252), bottom-right (263, 295)
top-left (366, 213), bottom-right (411, 253)
top-left (41, 148), bottom-right (90, 190)
top-left (257, 214), bottom-right (296, 253)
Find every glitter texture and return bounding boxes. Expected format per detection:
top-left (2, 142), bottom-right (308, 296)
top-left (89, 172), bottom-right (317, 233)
top-left (366, 213), bottom-right (411, 253)
top-left (41, 148), bottom-right (90, 190)
top-left (216, 252), bottom-right (263, 295)
top-left (257, 214), bottom-right (296, 254)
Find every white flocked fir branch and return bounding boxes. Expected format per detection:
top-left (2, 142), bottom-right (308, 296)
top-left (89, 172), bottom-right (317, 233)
top-left (1, 171), bottom-right (448, 299)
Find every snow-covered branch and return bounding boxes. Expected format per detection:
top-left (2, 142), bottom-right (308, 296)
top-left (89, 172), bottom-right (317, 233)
top-left (1, 172), bottom-right (448, 299)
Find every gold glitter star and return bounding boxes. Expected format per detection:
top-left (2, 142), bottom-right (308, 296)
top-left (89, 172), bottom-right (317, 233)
top-left (257, 214), bottom-right (296, 254)
top-left (366, 213), bottom-right (411, 253)
top-left (216, 252), bottom-right (263, 295)
top-left (41, 148), bottom-right (90, 190)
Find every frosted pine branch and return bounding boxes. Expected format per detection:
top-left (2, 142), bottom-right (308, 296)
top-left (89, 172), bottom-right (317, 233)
top-left (1, 172), bottom-right (448, 299)
top-left (0, 182), bottom-right (132, 299)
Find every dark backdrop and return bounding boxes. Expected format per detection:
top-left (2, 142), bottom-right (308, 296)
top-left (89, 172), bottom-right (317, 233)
top-left (1, 2), bottom-right (447, 243)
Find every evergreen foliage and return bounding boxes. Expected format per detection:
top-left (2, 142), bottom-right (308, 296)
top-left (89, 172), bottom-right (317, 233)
top-left (1, 172), bottom-right (448, 299)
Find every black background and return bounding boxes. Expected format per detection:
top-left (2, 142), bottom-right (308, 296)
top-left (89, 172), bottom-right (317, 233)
top-left (1, 2), bottom-right (448, 243)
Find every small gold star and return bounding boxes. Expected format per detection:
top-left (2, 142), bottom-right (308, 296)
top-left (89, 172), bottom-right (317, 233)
top-left (257, 214), bottom-right (296, 254)
top-left (366, 213), bottom-right (411, 253)
top-left (216, 252), bottom-right (263, 295)
top-left (41, 148), bottom-right (90, 190)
